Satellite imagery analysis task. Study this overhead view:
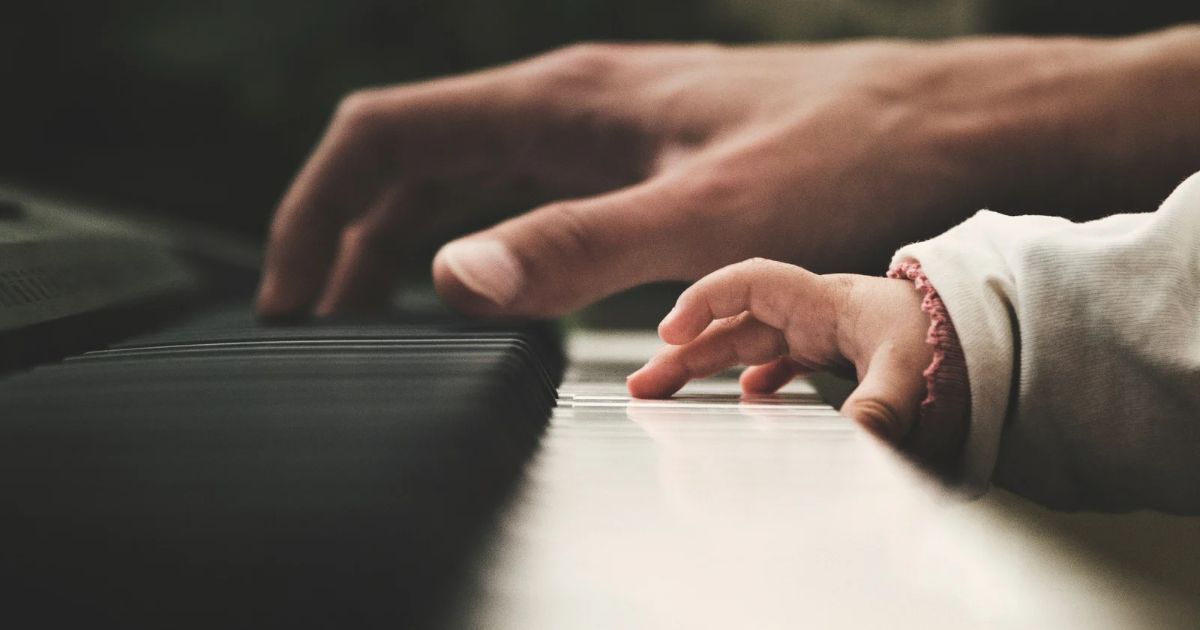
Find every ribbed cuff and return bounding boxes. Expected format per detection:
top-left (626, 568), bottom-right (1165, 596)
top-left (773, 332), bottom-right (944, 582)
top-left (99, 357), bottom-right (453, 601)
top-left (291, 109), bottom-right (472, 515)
top-left (887, 261), bottom-right (971, 442)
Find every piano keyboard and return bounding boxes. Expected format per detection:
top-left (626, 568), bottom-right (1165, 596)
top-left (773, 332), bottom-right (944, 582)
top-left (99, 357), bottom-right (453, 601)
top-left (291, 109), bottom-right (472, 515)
top-left (444, 331), bottom-right (1200, 630)
top-left (0, 305), bottom-right (562, 628)
top-left (2, 321), bottom-right (1197, 628)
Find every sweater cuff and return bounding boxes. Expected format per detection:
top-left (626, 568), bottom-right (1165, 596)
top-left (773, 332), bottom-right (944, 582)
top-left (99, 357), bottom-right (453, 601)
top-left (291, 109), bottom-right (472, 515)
top-left (887, 261), bottom-right (971, 467)
top-left (891, 211), bottom-right (1018, 495)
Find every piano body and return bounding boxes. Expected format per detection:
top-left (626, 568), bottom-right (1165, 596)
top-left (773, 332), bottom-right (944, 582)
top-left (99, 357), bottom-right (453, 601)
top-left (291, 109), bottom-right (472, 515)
top-left (1, 186), bottom-right (1198, 628)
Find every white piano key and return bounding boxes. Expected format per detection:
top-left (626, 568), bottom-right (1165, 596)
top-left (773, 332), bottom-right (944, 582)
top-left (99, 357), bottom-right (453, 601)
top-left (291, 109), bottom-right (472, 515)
top-left (453, 330), bottom-right (1199, 630)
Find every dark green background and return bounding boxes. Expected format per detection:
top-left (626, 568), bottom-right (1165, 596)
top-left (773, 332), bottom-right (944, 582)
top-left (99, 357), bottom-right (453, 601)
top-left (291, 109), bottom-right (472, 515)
top-left (2, 0), bottom-right (1196, 239)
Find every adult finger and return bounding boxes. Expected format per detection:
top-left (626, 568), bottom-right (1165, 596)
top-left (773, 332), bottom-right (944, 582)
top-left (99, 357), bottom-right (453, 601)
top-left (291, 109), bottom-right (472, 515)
top-left (432, 173), bottom-right (710, 317)
top-left (256, 90), bottom-right (401, 318)
top-left (257, 60), bottom-right (560, 317)
top-left (313, 184), bottom-right (414, 315)
top-left (626, 314), bottom-right (786, 399)
top-left (259, 45), bottom-right (680, 318)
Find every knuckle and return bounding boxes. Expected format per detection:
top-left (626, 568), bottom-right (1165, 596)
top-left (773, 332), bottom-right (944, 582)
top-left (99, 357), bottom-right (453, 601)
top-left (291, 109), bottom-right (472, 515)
top-left (340, 222), bottom-right (388, 253)
top-left (537, 42), bottom-right (629, 88)
top-left (542, 200), bottom-right (602, 263)
top-left (708, 257), bottom-right (767, 292)
top-left (739, 257), bottom-right (776, 276)
top-left (716, 311), bottom-right (752, 331)
top-left (688, 167), bottom-right (751, 212)
top-left (333, 89), bottom-right (386, 129)
top-left (737, 258), bottom-right (793, 328)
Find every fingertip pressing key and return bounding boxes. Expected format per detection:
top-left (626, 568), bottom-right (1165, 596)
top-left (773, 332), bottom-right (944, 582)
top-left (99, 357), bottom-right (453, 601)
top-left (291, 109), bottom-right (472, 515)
top-left (626, 356), bottom-right (689, 399)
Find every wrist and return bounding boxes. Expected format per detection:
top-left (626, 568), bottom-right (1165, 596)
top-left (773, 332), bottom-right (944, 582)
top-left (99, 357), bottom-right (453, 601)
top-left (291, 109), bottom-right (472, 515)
top-left (888, 261), bottom-right (970, 476)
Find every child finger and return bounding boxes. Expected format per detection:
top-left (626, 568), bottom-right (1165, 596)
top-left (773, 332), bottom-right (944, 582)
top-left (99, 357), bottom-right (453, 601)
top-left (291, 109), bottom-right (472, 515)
top-left (739, 358), bottom-right (809, 395)
top-left (839, 350), bottom-right (927, 443)
top-left (628, 314), bottom-right (787, 398)
top-left (658, 258), bottom-right (828, 346)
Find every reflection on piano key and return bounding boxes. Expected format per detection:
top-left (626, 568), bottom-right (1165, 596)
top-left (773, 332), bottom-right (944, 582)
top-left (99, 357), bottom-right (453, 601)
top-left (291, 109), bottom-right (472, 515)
top-left (452, 331), bottom-right (1199, 630)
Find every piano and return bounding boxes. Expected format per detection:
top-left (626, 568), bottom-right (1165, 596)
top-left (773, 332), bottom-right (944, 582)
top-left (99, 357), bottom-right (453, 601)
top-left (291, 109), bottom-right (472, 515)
top-left (2, 186), bottom-right (1198, 629)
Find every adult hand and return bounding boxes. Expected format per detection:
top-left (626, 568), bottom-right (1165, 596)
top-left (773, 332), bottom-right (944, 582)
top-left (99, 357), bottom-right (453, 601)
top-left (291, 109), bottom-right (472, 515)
top-left (626, 258), bottom-right (965, 468)
top-left (257, 29), bottom-right (1200, 318)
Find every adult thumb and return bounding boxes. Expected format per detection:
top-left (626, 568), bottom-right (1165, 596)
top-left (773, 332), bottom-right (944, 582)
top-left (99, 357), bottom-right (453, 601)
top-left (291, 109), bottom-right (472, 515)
top-left (432, 178), bottom-right (695, 317)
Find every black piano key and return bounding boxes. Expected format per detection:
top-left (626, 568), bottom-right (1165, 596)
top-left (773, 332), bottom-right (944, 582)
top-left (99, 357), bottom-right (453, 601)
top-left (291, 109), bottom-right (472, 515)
top-left (0, 302), bottom-right (564, 629)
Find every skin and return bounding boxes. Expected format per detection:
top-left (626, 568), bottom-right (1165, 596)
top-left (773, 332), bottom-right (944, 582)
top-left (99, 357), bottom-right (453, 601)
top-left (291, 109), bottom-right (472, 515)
top-left (625, 259), bottom-right (964, 468)
top-left (256, 26), bottom-right (1200, 463)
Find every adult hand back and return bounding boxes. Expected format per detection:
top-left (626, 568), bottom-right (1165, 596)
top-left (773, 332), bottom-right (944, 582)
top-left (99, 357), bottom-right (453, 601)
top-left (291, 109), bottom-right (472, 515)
top-left (257, 31), bottom-right (1200, 317)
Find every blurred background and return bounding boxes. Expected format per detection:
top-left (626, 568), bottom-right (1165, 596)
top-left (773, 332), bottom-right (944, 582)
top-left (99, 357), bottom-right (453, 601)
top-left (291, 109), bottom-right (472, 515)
top-left (3, 1), bottom-right (1200, 602)
top-left (3, 0), bottom-right (1198, 241)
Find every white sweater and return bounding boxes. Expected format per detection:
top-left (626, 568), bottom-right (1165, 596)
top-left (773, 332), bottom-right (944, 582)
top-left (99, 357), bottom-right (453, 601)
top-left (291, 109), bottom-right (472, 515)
top-left (893, 171), bottom-right (1200, 514)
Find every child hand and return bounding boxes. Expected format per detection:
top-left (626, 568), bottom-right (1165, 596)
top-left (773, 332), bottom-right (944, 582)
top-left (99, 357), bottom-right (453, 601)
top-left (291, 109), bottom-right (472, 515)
top-left (627, 258), bottom-right (964, 465)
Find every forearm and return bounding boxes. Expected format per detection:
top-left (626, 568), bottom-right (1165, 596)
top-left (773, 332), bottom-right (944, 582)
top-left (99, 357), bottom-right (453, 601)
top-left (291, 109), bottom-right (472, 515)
top-left (917, 25), bottom-right (1200, 219)
top-left (895, 172), bottom-right (1200, 513)
top-left (1066, 25), bottom-right (1200, 215)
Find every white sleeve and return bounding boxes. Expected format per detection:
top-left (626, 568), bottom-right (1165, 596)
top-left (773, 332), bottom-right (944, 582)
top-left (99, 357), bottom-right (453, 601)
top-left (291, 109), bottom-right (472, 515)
top-left (893, 171), bottom-right (1200, 514)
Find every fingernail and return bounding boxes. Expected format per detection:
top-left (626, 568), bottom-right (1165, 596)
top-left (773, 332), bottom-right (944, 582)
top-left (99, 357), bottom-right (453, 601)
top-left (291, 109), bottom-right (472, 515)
top-left (437, 239), bottom-right (523, 307)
